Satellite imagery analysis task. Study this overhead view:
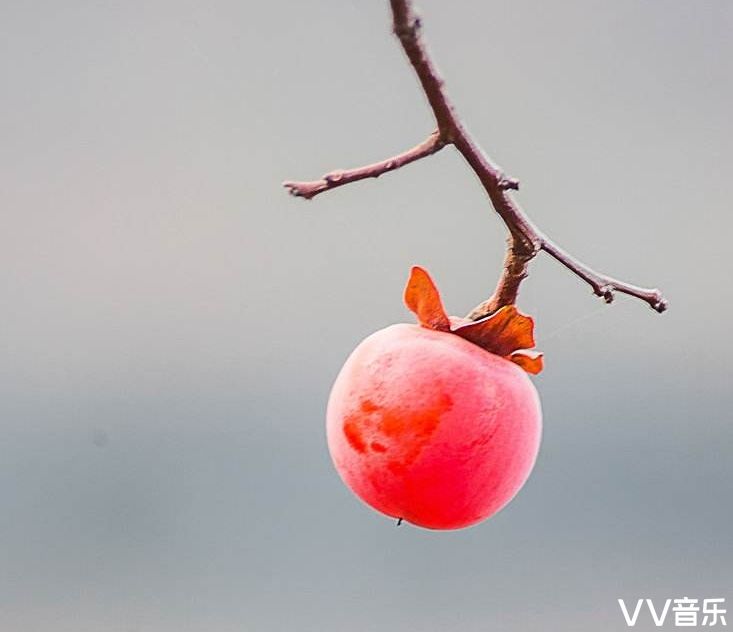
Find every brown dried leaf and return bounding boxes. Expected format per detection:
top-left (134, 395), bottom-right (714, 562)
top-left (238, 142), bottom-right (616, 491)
top-left (452, 305), bottom-right (536, 357)
top-left (403, 266), bottom-right (451, 331)
top-left (402, 266), bottom-right (543, 374)
top-left (508, 350), bottom-right (544, 375)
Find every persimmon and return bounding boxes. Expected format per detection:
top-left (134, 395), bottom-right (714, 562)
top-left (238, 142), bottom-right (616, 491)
top-left (326, 267), bottom-right (542, 530)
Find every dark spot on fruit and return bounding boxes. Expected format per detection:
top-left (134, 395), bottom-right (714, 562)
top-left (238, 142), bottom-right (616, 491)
top-left (360, 399), bottom-right (379, 413)
top-left (379, 392), bottom-right (452, 438)
top-left (343, 416), bottom-right (366, 453)
top-left (344, 393), bottom-right (453, 463)
top-left (378, 391), bottom-right (454, 467)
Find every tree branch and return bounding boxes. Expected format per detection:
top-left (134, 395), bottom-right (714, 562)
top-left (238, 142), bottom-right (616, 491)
top-left (541, 239), bottom-right (668, 312)
top-left (283, 0), bottom-right (667, 317)
top-left (283, 131), bottom-right (444, 200)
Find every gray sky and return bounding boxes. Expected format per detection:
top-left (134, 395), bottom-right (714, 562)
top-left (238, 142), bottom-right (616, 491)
top-left (1, 1), bottom-right (731, 630)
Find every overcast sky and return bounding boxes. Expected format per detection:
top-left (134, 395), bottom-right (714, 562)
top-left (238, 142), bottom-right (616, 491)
top-left (1, 1), bottom-right (731, 630)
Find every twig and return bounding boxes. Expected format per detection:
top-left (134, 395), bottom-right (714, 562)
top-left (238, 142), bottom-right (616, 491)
top-left (283, 0), bottom-right (667, 317)
top-left (284, 131), bottom-right (444, 200)
top-left (541, 240), bottom-right (668, 311)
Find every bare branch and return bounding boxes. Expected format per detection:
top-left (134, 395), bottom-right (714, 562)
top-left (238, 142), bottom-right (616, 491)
top-left (284, 0), bottom-right (667, 317)
top-left (541, 239), bottom-right (668, 312)
top-left (283, 132), bottom-right (444, 200)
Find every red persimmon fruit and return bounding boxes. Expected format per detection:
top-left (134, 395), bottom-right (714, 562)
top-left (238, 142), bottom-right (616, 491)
top-left (326, 267), bottom-right (543, 530)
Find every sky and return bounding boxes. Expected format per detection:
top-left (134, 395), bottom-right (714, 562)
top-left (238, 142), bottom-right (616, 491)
top-left (1, 1), bottom-right (732, 630)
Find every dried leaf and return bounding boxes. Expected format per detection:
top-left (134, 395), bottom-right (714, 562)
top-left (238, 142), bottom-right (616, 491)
top-left (403, 266), bottom-right (451, 331)
top-left (452, 306), bottom-right (536, 357)
top-left (508, 350), bottom-right (544, 375)
top-left (402, 265), bottom-right (543, 375)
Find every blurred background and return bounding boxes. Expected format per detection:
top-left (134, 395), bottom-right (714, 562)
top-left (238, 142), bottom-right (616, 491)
top-left (1, 1), bottom-right (731, 630)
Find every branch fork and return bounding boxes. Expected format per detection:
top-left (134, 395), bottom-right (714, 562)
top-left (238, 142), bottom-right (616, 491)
top-left (283, 0), bottom-right (667, 318)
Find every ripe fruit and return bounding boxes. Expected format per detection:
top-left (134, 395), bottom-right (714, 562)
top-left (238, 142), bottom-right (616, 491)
top-left (326, 267), bottom-right (543, 530)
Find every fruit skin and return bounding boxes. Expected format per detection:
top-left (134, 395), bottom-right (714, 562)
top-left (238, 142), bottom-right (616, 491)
top-left (326, 323), bottom-right (542, 530)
